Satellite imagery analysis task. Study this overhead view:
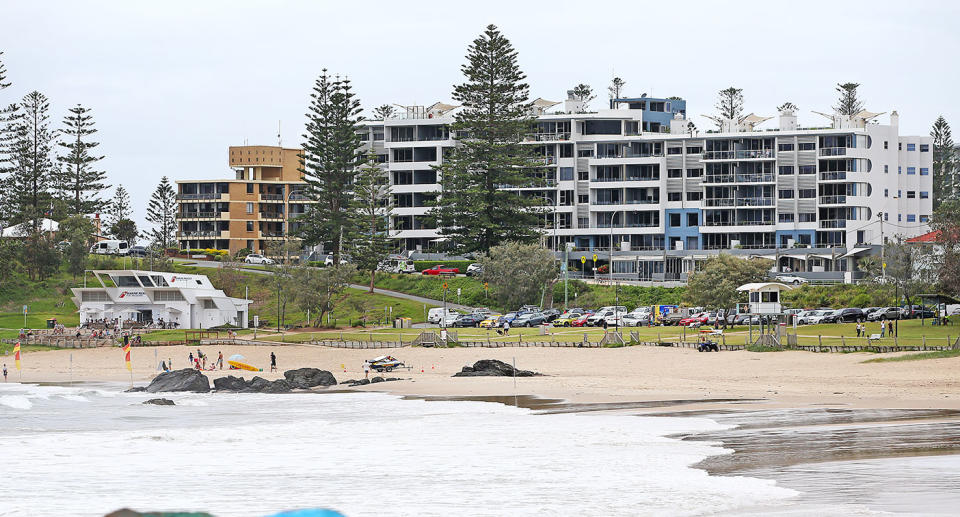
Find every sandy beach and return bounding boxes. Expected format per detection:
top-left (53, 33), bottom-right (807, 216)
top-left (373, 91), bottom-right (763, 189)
top-left (6, 343), bottom-right (960, 410)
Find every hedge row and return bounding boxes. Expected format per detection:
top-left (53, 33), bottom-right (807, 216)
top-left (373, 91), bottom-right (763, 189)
top-left (413, 260), bottom-right (473, 272)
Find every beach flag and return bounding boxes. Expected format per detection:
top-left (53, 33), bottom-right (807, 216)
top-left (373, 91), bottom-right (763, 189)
top-left (123, 342), bottom-right (132, 371)
top-left (14, 341), bottom-right (21, 370)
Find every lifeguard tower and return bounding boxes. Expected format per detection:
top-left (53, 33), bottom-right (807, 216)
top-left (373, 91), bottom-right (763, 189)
top-left (737, 282), bottom-right (794, 347)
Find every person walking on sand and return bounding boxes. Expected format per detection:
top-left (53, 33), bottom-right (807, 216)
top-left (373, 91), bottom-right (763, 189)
top-left (363, 361), bottom-right (370, 380)
top-left (188, 352), bottom-right (194, 366)
top-left (218, 351), bottom-right (223, 370)
top-left (270, 352), bottom-right (277, 372)
top-left (3, 364), bottom-right (7, 382)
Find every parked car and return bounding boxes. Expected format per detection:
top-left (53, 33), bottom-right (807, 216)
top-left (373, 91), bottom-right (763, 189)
top-left (452, 314), bottom-right (483, 327)
top-left (570, 314), bottom-right (591, 327)
top-left (621, 312), bottom-right (651, 327)
top-left (478, 315), bottom-right (502, 328)
top-left (244, 253), bottom-right (275, 265)
top-left (427, 307), bottom-right (455, 324)
top-left (127, 245), bottom-right (148, 258)
top-left (422, 264), bottom-right (459, 275)
top-left (379, 257), bottom-right (416, 273)
top-left (731, 313), bottom-right (761, 325)
top-left (678, 314), bottom-right (708, 327)
top-left (775, 274), bottom-right (808, 285)
top-left (868, 307), bottom-right (902, 321)
top-left (903, 305), bottom-right (936, 319)
top-left (541, 308), bottom-right (561, 322)
top-left (90, 239), bottom-right (129, 256)
top-left (587, 306), bottom-right (627, 326)
top-left (553, 311), bottom-right (583, 326)
top-left (704, 312), bottom-right (719, 325)
top-left (822, 308), bottom-right (865, 324)
top-left (513, 313), bottom-right (547, 327)
top-left (465, 263), bottom-right (483, 277)
top-left (795, 310), bottom-right (819, 325)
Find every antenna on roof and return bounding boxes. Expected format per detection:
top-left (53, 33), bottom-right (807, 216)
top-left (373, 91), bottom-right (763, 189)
top-left (277, 120), bottom-right (282, 147)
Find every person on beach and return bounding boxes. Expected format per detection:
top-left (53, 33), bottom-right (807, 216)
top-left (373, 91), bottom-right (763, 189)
top-left (188, 352), bottom-right (194, 366)
top-left (270, 352), bottom-right (277, 372)
top-left (503, 320), bottom-right (510, 335)
top-left (363, 361), bottom-right (370, 379)
top-left (3, 364), bottom-right (7, 382)
top-left (218, 351), bottom-right (224, 370)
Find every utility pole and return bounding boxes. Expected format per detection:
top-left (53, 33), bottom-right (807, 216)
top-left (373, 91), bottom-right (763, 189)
top-left (564, 242), bottom-right (572, 311)
top-left (879, 212), bottom-right (886, 280)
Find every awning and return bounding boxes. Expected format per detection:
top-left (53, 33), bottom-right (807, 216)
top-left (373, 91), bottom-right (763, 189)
top-left (210, 297), bottom-right (236, 311)
top-left (165, 307), bottom-right (183, 313)
top-left (811, 254), bottom-right (838, 260)
top-left (840, 247), bottom-right (869, 258)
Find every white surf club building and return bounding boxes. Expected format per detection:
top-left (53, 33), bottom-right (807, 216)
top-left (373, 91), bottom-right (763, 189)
top-left (71, 270), bottom-right (251, 329)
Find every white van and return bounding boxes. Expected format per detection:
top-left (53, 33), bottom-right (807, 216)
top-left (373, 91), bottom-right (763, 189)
top-left (90, 240), bottom-right (129, 256)
top-left (587, 306), bottom-right (628, 326)
top-left (379, 257), bottom-right (416, 274)
top-left (427, 307), bottom-right (453, 325)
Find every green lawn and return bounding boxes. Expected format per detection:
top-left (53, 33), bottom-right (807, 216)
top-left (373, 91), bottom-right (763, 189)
top-left (790, 319), bottom-right (960, 347)
top-left (862, 349), bottom-right (960, 363)
top-left (0, 342), bottom-right (56, 355)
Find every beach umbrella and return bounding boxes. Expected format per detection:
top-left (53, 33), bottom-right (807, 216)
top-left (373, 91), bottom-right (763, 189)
top-left (228, 354), bottom-right (246, 361)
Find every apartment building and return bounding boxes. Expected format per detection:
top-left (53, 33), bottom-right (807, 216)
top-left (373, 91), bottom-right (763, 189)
top-left (176, 146), bottom-right (311, 255)
top-left (363, 92), bottom-right (932, 282)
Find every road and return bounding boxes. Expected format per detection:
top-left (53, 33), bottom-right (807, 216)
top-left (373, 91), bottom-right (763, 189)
top-left (172, 258), bottom-right (470, 310)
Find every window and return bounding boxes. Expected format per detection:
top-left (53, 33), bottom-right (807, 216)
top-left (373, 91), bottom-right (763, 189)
top-left (899, 142), bottom-right (902, 150)
top-left (920, 168), bottom-right (930, 176)
top-left (798, 165), bottom-right (815, 175)
top-left (907, 214), bottom-right (916, 222)
top-left (898, 189), bottom-right (902, 197)
top-left (884, 141), bottom-right (889, 149)
top-left (578, 218), bottom-right (589, 228)
top-left (920, 144), bottom-right (930, 152)
top-left (777, 143), bottom-right (794, 151)
top-left (687, 213), bottom-right (698, 226)
top-left (559, 190), bottom-right (574, 206)
top-left (778, 189), bottom-right (794, 199)
top-left (578, 169), bottom-right (589, 181)
top-left (686, 168), bottom-right (702, 178)
top-left (798, 142), bottom-right (815, 151)
top-left (884, 165), bottom-right (889, 173)
top-left (246, 221), bottom-right (254, 232)
top-left (898, 214), bottom-right (902, 222)
top-left (778, 166), bottom-right (794, 175)
top-left (798, 189), bottom-right (816, 199)
top-left (81, 291), bottom-right (110, 302)
top-left (667, 147), bottom-right (682, 155)
top-left (669, 213), bottom-right (681, 227)
top-left (559, 144), bottom-right (574, 158)
top-left (907, 191), bottom-right (916, 199)
top-left (686, 192), bottom-right (702, 201)
top-left (577, 149), bottom-right (594, 158)
top-left (392, 148), bottom-right (413, 162)
top-left (920, 215), bottom-right (930, 223)
top-left (884, 213), bottom-right (888, 221)
top-left (907, 167), bottom-right (916, 175)
top-left (920, 191), bottom-right (929, 199)
top-left (907, 143), bottom-right (916, 151)
top-left (578, 194), bottom-right (589, 204)
top-left (246, 183), bottom-right (254, 194)
top-left (559, 167), bottom-right (574, 181)
top-left (799, 213), bottom-right (816, 222)
top-left (686, 146), bottom-right (702, 154)
top-left (884, 188), bottom-right (889, 198)
top-left (203, 299), bottom-right (217, 309)
top-left (154, 291), bottom-right (185, 302)
top-left (778, 213), bottom-right (795, 222)
top-left (667, 168), bottom-right (682, 178)
top-left (898, 166), bottom-right (902, 175)
top-left (668, 192), bottom-right (682, 201)
top-left (246, 202), bottom-right (253, 214)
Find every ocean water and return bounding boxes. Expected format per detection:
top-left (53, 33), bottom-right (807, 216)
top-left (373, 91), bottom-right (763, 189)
top-left (0, 383), bottom-right (856, 517)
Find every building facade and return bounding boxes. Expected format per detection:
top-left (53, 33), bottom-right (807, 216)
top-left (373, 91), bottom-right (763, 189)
top-left (176, 145), bottom-right (311, 255)
top-left (177, 94), bottom-right (933, 283)
top-left (71, 270), bottom-right (251, 329)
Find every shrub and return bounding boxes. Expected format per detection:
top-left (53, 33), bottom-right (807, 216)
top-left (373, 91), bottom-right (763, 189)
top-left (413, 260), bottom-right (473, 272)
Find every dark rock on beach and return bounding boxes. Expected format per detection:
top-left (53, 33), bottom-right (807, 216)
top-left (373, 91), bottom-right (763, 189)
top-left (370, 376), bottom-right (385, 383)
top-left (453, 359), bottom-right (539, 378)
top-left (240, 376), bottom-right (291, 393)
top-left (145, 369), bottom-right (211, 393)
top-left (284, 368), bottom-right (338, 388)
top-left (125, 386), bottom-right (147, 393)
top-left (213, 375), bottom-right (249, 391)
top-left (142, 398), bottom-right (175, 406)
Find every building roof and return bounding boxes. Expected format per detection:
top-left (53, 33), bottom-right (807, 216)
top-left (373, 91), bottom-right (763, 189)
top-left (907, 230), bottom-right (941, 243)
top-left (1, 218), bottom-right (59, 237)
top-left (737, 282), bottom-right (794, 292)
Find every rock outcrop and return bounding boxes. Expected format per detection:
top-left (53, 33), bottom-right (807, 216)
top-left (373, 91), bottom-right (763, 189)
top-left (142, 398), bottom-right (175, 406)
top-left (212, 375), bottom-right (249, 391)
top-left (284, 368), bottom-right (338, 389)
top-left (453, 359), bottom-right (539, 377)
top-left (145, 369), bottom-right (211, 393)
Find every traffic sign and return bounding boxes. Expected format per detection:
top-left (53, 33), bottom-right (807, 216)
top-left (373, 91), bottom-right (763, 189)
top-left (592, 254), bottom-right (598, 262)
top-left (580, 256), bottom-right (586, 264)
top-left (442, 282), bottom-right (448, 290)
top-left (483, 282), bottom-right (489, 290)
top-left (22, 305), bottom-right (28, 315)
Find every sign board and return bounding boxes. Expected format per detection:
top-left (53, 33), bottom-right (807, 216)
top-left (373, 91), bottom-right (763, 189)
top-left (457, 288), bottom-right (461, 296)
top-left (442, 282), bottom-right (448, 290)
top-left (580, 256), bottom-right (586, 264)
top-left (592, 254), bottom-right (598, 262)
top-left (253, 315), bottom-right (259, 327)
top-left (22, 305), bottom-right (28, 315)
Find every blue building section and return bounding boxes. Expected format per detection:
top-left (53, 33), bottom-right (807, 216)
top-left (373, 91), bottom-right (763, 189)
top-left (665, 208), bottom-right (701, 250)
top-left (611, 96), bottom-right (687, 132)
top-left (775, 229), bottom-right (815, 248)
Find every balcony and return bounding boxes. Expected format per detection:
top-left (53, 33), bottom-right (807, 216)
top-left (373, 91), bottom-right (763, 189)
top-left (595, 150), bottom-right (663, 159)
top-left (177, 193), bottom-right (222, 200)
top-left (819, 172), bottom-right (848, 181)
top-left (177, 211), bottom-right (217, 219)
top-left (259, 212), bottom-right (284, 221)
top-left (260, 193), bottom-right (284, 201)
top-left (525, 132), bottom-right (571, 142)
top-left (737, 197), bottom-right (775, 207)
top-left (702, 219), bottom-right (775, 227)
top-left (819, 219), bottom-right (847, 229)
top-left (819, 195), bottom-right (847, 205)
top-left (702, 173), bottom-right (775, 184)
top-left (288, 192), bottom-right (311, 201)
top-left (178, 231), bottom-right (219, 238)
top-left (701, 149), bottom-right (775, 160)
top-left (819, 147), bottom-right (848, 156)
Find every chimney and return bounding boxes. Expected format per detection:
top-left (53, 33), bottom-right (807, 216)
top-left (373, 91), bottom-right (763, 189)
top-left (779, 108), bottom-right (797, 131)
top-left (564, 90), bottom-right (585, 113)
top-left (890, 110), bottom-right (899, 128)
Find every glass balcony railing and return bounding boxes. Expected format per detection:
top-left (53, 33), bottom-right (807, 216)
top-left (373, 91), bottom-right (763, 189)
top-left (702, 174), bottom-right (775, 183)
top-left (702, 149), bottom-right (775, 160)
top-left (820, 172), bottom-right (849, 181)
top-left (819, 219), bottom-right (848, 229)
top-left (819, 147), bottom-right (848, 156)
top-left (819, 195), bottom-right (847, 204)
top-left (177, 193), bottom-right (222, 200)
top-left (177, 211), bottom-right (217, 219)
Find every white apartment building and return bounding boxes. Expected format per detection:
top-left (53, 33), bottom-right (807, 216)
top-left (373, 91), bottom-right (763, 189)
top-left (361, 94), bottom-right (933, 283)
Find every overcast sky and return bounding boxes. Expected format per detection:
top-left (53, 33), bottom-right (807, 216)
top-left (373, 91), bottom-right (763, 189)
top-left (3, 0), bottom-right (958, 231)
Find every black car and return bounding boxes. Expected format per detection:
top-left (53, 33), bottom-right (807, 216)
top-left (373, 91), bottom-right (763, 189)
top-left (541, 309), bottom-right (561, 322)
top-left (904, 306), bottom-right (936, 319)
top-left (128, 246), bottom-right (148, 257)
top-left (452, 314), bottom-right (483, 327)
top-left (823, 308), bottom-right (865, 323)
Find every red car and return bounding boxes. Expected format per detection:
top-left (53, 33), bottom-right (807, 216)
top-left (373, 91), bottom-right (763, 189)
top-left (422, 264), bottom-right (459, 275)
top-left (570, 314), bottom-right (590, 327)
top-left (678, 314), bottom-right (708, 327)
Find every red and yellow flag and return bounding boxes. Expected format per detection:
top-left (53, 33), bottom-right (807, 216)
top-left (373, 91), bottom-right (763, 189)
top-left (123, 342), bottom-right (131, 371)
top-left (14, 341), bottom-right (21, 370)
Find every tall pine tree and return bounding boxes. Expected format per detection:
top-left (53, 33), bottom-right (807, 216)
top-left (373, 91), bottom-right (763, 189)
top-left (834, 82), bottom-right (863, 116)
top-left (429, 24), bottom-right (543, 253)
top-left (6, 91), bottom-right (57, 230)
top-left (350, 150), bottom-right (393, 292)
top-left (298, 70), bottom-right (363, 264)
top-left (931, 116), bottom-right (956, 206)
top-left (715, 87), bottom-right (744, 127)
top-left (0, 51), bottom-right (17, 229)
top-left (56, 104), bottom-right (107, 215)
top-left (146, 176), bottom-right (176, 249)
top-left (106, 184), bottom-right (132, 228)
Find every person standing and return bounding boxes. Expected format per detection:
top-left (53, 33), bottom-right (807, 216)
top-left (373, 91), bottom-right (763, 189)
top-left (880, 321), bottom-right (886, 338)
top-left (2, 364), bottom-right (7, 382)
top-left (503, 319), bottom-right (510, 336)
top-left (363, 361), bottom-right (370, 380)
top-left (270, 352), bottom-right (277, 372)
top-left (188, 352), bottom-right (194, 366)
top-left (218, 351), bottom-right (224, 370)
